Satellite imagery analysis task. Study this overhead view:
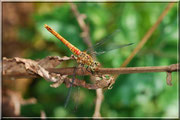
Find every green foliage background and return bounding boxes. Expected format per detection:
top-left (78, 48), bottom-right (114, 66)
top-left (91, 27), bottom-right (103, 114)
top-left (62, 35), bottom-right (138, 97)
top-left (15, 3), bottom-right (178, 117)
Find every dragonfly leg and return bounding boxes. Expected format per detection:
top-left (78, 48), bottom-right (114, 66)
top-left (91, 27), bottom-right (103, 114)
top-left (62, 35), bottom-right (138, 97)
top-left (90, 69), bottom-right (95, 74)
top-left (79, 64), bottom-right (85, 68)
top-left (85, 66), bottom-right (91, 73)
top-left (85, 66), bottom-right (94, 74)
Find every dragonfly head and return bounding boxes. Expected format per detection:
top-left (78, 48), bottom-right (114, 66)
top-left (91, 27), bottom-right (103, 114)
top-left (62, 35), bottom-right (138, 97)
top-left (91, 61), bottom-right (101, 72)
top-left (94, 61), bottom-right (101, 67)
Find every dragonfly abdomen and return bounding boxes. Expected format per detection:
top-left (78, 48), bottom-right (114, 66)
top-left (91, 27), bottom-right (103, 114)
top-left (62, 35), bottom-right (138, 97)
top-left (45, 24), bottom-right (81, 56)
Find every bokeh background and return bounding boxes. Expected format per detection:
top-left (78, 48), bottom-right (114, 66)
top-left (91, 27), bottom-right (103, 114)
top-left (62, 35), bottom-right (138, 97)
top-left (2, 2), bottom-right (178, 117)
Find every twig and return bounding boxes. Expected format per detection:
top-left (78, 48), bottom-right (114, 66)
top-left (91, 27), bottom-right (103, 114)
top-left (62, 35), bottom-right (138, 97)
top-left (93, 88), bottom-right (104, 117)
top-left (70, 3), bottom-right (93, 53)
top-left (41, 110), bottom-right (46, 119)
top-left (166, 72), bottom-right (172, 86)
top-left (71, 3), bottom-right (103, 117)
top-left (121, 2), bottom-right (175, 67)
top-left (2, 89), bottom-right (37, 117)
top-left (3, 57), bottom-right (178, 76)
top-left (3, 57), bottom-right (179, 87)
top-left (50, 64), bottom-right (178, 75)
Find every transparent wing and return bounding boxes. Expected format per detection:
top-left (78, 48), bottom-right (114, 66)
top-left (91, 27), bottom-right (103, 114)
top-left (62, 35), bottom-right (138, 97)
top-left (64, 67), bottom-right (77, 108)
top-left (86, 29), bottom-right (121, 54)
top-left (91, 43), bottom-right (134, 56)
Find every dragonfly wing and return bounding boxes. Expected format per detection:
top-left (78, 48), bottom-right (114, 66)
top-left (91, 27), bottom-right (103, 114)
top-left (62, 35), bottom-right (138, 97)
top-left (86, 29), bottom-right (121, 54)
top-left (92, 43), bottom-right (134, 56)
top-left (64, 67), bottom-right (77, 108)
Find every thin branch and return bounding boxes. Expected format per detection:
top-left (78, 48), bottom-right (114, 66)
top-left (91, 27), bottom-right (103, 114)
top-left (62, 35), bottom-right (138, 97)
top-left (3, 57), bottom-right (179, 87)
top-left (121, 2), bottom-right (175, 67)
top-left (2, 89), bottom-right (37, 117)
top-left (3, 59), bottom-right (178, 76)
top-left (70, 3), bottom-right (94, 53)
top-left (49, 64), bottom-right (178, 75)
top-left (93, 89), bottom-right (104, 117)
top-left (70, 3), bottom-right (103, 117)
top-left (41, 110), bottom-right (46, 119)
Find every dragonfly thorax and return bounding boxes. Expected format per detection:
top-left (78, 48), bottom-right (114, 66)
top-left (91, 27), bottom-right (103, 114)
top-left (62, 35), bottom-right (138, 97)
top-left (76, 52), bottom-right (100, 72)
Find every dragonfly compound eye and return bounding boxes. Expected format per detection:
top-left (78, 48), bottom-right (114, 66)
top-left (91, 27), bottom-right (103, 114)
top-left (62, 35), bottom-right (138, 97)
top-left (94, 61), bottom-right (100, 67)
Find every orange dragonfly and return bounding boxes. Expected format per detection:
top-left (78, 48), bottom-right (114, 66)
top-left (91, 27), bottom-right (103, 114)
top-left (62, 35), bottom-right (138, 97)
top-left (45, 24), bottom-right (101, 73)
top-left (45, 24), bottom-right (133, 73)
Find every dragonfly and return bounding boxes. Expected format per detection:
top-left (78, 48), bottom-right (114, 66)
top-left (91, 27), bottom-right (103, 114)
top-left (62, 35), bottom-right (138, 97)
top-left (45, 24), bottom-right (133, 73)
top-left (44, 24), bottom-right (133, 107)
top-left (45, 24), bottom-right (101, 73)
